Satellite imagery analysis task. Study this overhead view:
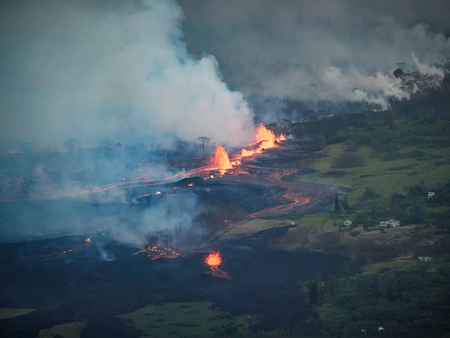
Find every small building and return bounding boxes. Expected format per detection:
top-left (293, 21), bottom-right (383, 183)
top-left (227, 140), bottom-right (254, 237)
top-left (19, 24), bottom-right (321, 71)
top-left (343, 220), bottom-right (352, 229)
top-left (388, 219), bottom-right (400, 227)
top-left (418, 256), bottom-right (432, 261)
top-left (379, 219), bottom-right (400, 228)
top-left (428, 192), bottom-right (435, 198)
top-left (379, 221), bottom-right (389, 228)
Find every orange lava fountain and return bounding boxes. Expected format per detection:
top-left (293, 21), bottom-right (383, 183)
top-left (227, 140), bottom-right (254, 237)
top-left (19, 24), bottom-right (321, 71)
top-left (205, 251), bottom-right (232, 279)
top-left (210, 145), bottom-right (233, 170)
top-left (205, 251), bottom-right (222, 266)
top-left (241, 124), bottom-right (286, 157)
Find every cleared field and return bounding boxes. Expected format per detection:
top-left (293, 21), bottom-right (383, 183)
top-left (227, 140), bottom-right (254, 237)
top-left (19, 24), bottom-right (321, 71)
top-left (0, 307), bottom-right (35, 320)
top-left (117, 301), bottom-right (250, 337)
top-left (36, 322), bottom-right (86, 338)
top-left (297, 143), bottom-right (450, 201)
top-left (219, 218), bottom-right (291, 239)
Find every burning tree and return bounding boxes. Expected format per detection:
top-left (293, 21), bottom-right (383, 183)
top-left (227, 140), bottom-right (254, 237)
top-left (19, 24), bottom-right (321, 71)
top-left (197, 136), bottom-right (211, 158)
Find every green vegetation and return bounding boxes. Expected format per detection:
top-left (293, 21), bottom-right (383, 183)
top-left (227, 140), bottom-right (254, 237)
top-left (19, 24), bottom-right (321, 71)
top-left (297, 121), bottom-right (450, 202)
top-left (256, 120), bottom-right (450, 337)
top-left (309, 260), bottom-right (450, 337)
top-left (0, 307), bottom-right (35, 320)
top-left (36, 322), bottom-right (86, 338)
top-left (117, 301), bottom-right (250, 337)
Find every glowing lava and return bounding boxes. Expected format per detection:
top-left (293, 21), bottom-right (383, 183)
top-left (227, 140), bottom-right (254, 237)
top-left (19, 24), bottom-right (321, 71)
top-left (205, 251), bottom-right (222, 266)
top-left (210, 145), bottom-right (233, 170)
top-left (134, 245), bottom-right (185, 260)
top-left (205, 251), bottom-right (232, 279)
top-left (241, 124), bottom-right (286, 157)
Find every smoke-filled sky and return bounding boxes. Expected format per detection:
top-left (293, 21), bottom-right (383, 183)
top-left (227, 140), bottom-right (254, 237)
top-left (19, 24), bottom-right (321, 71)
top-left (1, 0), bottom-right (449, 149)
top-left (180, 0), bottom-right (450, 105)
top-left (0, 0), bottom-right (253, 150)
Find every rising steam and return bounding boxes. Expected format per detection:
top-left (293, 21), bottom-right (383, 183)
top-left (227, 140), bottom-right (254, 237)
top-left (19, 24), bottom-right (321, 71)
top-left (180, 0), bottom-right (450, 110)
top-left (0, 0), bottom-right (254, 150)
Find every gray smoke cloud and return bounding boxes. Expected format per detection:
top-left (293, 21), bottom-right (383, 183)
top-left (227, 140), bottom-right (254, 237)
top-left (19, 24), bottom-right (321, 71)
top-left (179, 0), bottom-right (450, 108)
top-left (0, 0), bottom-right (254, 150)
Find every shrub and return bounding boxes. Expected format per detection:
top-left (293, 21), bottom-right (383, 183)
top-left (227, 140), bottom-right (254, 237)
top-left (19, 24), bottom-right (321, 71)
top-left (331, 153), bottom-right (365, 169)
top-left (362, 187), bottom-right (379, 200)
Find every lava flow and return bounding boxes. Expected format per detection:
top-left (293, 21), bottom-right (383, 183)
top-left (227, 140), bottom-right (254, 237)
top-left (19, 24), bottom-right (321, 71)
top-left (205, 251), bottom-right (232, 279)
top-left (241, 124), bottom-right (286, 157)
top-left (134, 245), bottom-right (185, 260)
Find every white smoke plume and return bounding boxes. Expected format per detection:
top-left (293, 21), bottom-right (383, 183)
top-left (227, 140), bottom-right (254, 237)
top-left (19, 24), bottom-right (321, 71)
top-left (0, 0), bottom-right (254, 150)
top-left (108, 193), bottom-right (199, 248)
top-left (179, 0), bottom-right (450, 108)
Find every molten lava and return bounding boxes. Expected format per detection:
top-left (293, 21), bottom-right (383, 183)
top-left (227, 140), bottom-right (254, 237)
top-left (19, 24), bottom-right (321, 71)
top-left (134, 245), bottom-right (185, 260)
top-left (205, 251), bottom-right (232, 279)
top-left (210, 145), bottom-right (233, 170)
top-left (205, 251), bottom-right (222, 266)
top-left (241, 124), bottom-right (286, 157)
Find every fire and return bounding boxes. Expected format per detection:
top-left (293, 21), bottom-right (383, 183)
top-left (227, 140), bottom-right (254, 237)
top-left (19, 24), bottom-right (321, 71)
top-left (86, 238), bottom-right (92, 242)
top-left (210, 145), bottom-right (232, 170)
top-left (187, 183), bottom-right (193, 187)
top-left (205, 251), bottom-right (222, 266)
top-left (241, 124), bottom-right (286, 157)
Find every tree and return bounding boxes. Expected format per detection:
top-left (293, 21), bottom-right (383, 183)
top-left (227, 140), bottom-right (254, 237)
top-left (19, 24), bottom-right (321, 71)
top-left (341, 195), bottom-right (349, 210)
top-left (362, 187), bottom-right (379, 200)
top-left (307, 279), bottom-right (319, 305)
top-left (197, 136), bottom-right (211, 158)
top-left (334, 194), bottom-right (340, 212)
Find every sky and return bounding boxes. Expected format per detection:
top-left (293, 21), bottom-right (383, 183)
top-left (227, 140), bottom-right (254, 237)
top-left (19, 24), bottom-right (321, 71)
top-left (0, 0), bottom-right (449, 149)
top-left (180, 0), bottom-right (449, 104)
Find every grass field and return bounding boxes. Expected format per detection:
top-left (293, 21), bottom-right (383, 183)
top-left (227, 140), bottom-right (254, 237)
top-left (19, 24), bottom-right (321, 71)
top-left (0, 307), bottom-right (35, 320)
top-left (297, 143), bottom-right (450, 201)
top-left (117, 301), bottom-right (250, 337)
top-left (36, 322), bottom-right (86, 338)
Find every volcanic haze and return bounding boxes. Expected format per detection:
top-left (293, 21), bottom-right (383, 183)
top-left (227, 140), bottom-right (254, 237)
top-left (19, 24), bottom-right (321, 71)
top-left (0, 0), bottom-right (254, 150)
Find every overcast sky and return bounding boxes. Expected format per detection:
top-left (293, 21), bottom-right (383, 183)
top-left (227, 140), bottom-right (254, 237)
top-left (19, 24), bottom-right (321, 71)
top-left (179, 0), bottom-right (450, 102)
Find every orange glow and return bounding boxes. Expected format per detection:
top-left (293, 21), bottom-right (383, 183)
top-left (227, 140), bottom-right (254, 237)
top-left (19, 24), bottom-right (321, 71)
top-left (155, 191), bottom-right (161, 195)
top-left (205, 251), bottom-right (232, 279)
top-left (134, 245), bottom-right (185, 260)
top-left (86, 238), bottom-right (92, 242)
top-left (210, 145), bottom-right (232, 170)
top-left (187, 183), bottom-right (193, 187)
top-left (241, 124), bottom-right (286, 157)
top-left (205, 251), bottom-right (222, 266)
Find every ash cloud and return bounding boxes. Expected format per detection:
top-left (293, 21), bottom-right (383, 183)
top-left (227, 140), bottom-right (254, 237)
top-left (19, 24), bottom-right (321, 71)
top-left (179, 0), bottom-right (450, 111)
top-left (0, 0), bottom-right (254, 150)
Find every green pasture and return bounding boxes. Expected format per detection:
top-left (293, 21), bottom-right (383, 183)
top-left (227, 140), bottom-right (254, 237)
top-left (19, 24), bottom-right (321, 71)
top-left (118, 301), bottom-right (250, 337)
top-left (297, 143), bottom-right (450, 201)
top-left (0, 307), bottom-right (35, 320)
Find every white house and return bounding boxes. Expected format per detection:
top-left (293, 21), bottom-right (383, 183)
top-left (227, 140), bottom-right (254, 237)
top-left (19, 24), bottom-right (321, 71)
top-left (343, 220), bottom-right (352, 229)
top-left (379, 221), bottom-right (389, 228)
top-left (379, 219), bottom-right (400, 228)
top-left (388, 219), bottom-right (400, 227)
top-left (428, 192), bottom-right (435, 198)
top-left (418, 256), bottom-right (432, 261)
